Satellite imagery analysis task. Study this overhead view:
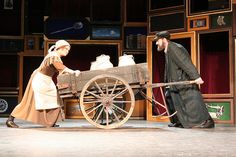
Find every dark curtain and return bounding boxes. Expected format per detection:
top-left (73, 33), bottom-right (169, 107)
top-left (200, 32), bottom-right (229, 94)
top-left (152, 42), bottom-right (166, 116)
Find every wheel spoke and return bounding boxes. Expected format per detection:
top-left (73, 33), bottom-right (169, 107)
top-left (110, 80), bottom-right (118, 96)
top-left (83, 100), bottom-right (102, 104)
top-left (105, 78), bottom-right (109, 95)
top-left (113, 100), bottom-right (132, 104)
top-left (112, 103), bottom-right (129, 114)
top-left (95, 106), bottom-right (105, 123)
top-left (106, 108), bottom-right (109, 126)
top-left (112, 109), bottom-right (121, 122)
top-left (94, 81), bottom-right (105, 96)
top-left (112, 88), bottom-right (128, 99)
top-left (85, 90), bottom-right (101, 99)
top-left (87, 103), bottom-right (103, 115)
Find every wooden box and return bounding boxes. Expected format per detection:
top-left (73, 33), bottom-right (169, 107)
top-left (63, 99), bottom-right (84, 119)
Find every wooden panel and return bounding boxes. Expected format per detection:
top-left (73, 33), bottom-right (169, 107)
top-left (187, 0), bottom-right (232, 17)
top-left (149, 0), bottom-right (184, 12)
top-left (18, 52), bottom-right (44, 100)
top-left (0, 94), bottom-right (18, 117)
top-left (198, 29), bottom-right (233, 98)
top-left (204, 99), bottom-right (234, 124)
top-left (131, 100), bottom-right (146, 118)
top-left (148, 11), bottom-right (186, 34)
top-left (63, 99), bottom-right (84, 119)
top-left (233, 4), bottom-right (236, 36)
top-left (0, 0), bottom-right (24, 36)
top-left (125, 0), bottom-right (147, 23)
top-left (187, 15), bottom-right (209, 31)
top-left (0, 54), bottom-right (18, 88)
top-left (210, 12), bottom-right (232, 29)
top-left (63, 99), bottom-right (146, 119)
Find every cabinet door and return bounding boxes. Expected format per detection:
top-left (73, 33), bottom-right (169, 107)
top-left (198, 29), bottom-right (233, 98)
top-left (146, 32), bottom-right (196, 122)
top-left (0, 54), bottom-right (18, 88)
top-left (0, 0), bottom-right (23, 36)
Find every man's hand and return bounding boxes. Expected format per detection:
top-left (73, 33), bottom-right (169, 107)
top-left (192, 77), bottom-right (204, 85)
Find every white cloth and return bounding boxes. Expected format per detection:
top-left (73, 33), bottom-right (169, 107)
top-left (32, 72), bottom-right (60, 110)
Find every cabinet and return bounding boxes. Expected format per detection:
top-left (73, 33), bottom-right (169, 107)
top-left (198, 29), bottom-right (234, 124)
top-left (149, 0), bottom-right (185, 12)
top-left (18, 51), bottom-right (44, 100)
top-left (146, 32), bottom-right (196, 121)
top-left (0, 0), bottom-right (149, 118)
top-left (198, 29), bottom-right (233, 98)
top-left (187, 0), bottom-right (232, 17)
top-left (24, 0), bottom-right (50, 34)
top-left (123, 0), bottom-right (147, 64)
top-left (0, 0), bottom-right (24, 36)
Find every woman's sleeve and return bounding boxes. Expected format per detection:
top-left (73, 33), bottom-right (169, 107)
top-left (44, 55), bottom-right (67, 72)
top-left (53, 61), bottom-right (66, 72)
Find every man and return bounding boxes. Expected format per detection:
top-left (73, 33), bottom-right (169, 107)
top-left (154, 31), bottom-right (214, 128)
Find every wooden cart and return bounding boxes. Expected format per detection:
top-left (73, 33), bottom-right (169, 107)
top-left (57, 63), bottom-right (149, 129)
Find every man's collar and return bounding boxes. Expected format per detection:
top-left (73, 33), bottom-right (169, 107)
top-left (164, 42), bottom-right (169, 53)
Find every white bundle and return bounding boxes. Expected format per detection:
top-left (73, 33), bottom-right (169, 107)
top-left (90, 54), bottom-right (113, 70)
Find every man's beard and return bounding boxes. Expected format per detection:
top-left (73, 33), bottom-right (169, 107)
top-left (157, 46), bottom-right (164, 51)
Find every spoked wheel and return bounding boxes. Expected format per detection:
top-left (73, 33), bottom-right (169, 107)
top-left (80, 74), bottom-right (135, 129)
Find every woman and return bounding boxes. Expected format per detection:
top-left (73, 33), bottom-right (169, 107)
top-left (6, 40), bottom-right (80, 128)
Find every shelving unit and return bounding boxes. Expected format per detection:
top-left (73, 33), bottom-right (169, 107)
top-left (147, 0), bottom-right (235, 124)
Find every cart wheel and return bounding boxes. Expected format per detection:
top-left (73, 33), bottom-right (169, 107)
top-left (80, 74), bottom-right (135, 129)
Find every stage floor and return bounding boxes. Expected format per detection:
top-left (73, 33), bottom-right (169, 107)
top-left (0, 118), bottom-right (236, 157)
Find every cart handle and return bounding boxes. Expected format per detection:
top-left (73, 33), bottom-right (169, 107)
top-left (144, 80), bottom-right (195, 89)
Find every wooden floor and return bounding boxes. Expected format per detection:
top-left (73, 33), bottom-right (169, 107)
top-left (0, 118), bottom-right (236, 157)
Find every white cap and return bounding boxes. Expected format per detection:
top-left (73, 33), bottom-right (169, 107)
top-left (55, 40), bottom-right (70, 50)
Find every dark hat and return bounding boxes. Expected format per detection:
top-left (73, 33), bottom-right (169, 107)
top-left (154, 31), bottom-right (170, 41)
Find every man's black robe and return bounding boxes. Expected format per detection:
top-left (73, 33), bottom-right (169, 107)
top-left (164, 41), bottom-right (211, 128)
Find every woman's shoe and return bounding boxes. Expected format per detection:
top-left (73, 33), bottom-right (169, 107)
top-left (6, 120), bottom-right (19, 128)
top-left (52, 124), bottom-right (60, 127)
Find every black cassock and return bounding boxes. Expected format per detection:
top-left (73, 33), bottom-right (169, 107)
top-left (164, 41), bottom-right (211, 128)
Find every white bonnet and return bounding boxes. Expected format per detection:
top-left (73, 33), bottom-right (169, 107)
top-left (48, 40), bottom-right (70, 53)
top-left (55, 40), bottom-right (70, 50)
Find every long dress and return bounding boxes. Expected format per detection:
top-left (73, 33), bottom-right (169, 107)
top-left (164, 41), bottom-right (212, 128)
top-left (11, 51), bottom-right (66, 127)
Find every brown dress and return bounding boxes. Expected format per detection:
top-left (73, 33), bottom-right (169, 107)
top-left (11, 52), bottom-right (67, 127)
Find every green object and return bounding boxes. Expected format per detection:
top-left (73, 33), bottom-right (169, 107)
top-left (206, 102), bottom-right (231, 121)
top-left (211, 13), bottom-right (232, 29)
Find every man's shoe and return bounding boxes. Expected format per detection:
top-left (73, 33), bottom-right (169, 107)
top-left (6, 120), bottom-right (19, 128)
top-left (194, 119), bottom-right (215, 128)
top-left (168, 123), bottom-right (183, 128)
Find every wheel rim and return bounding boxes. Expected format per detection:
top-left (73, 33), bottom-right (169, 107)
top-left (80, 74), bottom-right (135, 129)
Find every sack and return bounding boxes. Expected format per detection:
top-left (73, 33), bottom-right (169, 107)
top-left (118, 54), bottom-right (135, 67)
top-left (90, 54), bottom-right (113, 70)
